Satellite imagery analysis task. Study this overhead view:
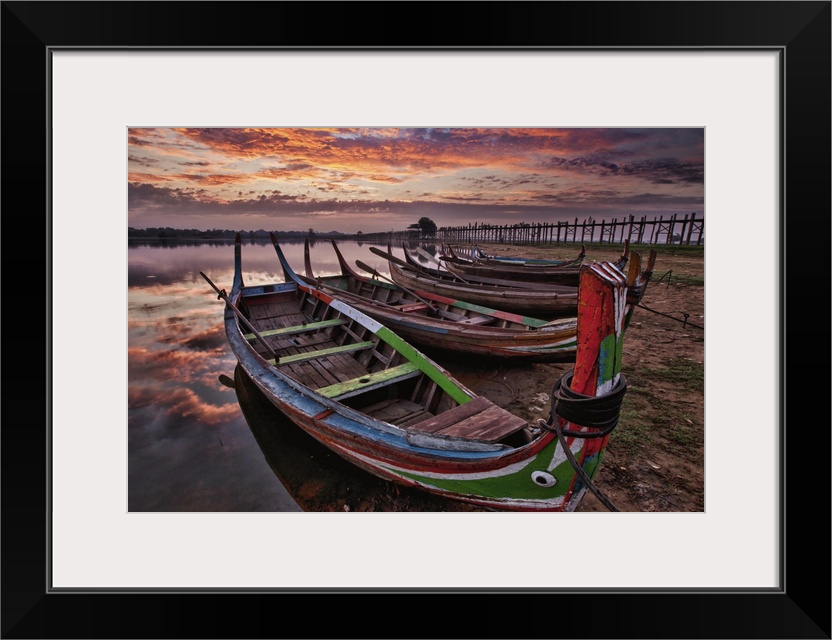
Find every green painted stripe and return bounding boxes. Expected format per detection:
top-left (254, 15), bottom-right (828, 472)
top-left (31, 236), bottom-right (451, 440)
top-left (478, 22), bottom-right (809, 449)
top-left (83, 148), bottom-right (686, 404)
top-left (389, 439), bottom-right (579, 501)
top-left (243, 318), bottom-right (346, 340)
top-left (510, 339), bottom-right (577, 352)
top-left (598, 333), bottom-right (617, 383)
top-left (269, 341), bottom-right (374, 365)
top-left (376, 326), bottom-right (471, 405)
top-left (317, 362), bottom-right (420, 398)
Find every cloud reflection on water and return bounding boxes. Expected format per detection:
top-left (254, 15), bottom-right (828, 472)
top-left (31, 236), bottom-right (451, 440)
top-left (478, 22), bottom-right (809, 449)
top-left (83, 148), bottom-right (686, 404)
top-left (127, 240), bottom-right (401, 511)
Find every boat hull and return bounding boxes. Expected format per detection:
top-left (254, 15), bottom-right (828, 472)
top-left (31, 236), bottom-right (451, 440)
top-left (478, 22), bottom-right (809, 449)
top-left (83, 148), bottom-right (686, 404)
top-left (313, 280), bottom-right (578, 362)
top-left (388, 262), bottom-right (579, 318)
top-left (241, 359), bottom-right (592, 511)
top-left (441, 257), bottom-right (582, 286)
top-left (366, 317), bottom-right (577, 362)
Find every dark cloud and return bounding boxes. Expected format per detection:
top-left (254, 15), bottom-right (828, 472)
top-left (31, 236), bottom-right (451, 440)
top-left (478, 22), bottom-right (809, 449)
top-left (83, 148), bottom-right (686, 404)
top-left (545, 154), bottom-right (704, 185)
top-left (129, 154), bottom-right (160, 167)
top-left (182, 326), bottom-right (226, 351)
top-left (621, 160), bottom-right (704, 184)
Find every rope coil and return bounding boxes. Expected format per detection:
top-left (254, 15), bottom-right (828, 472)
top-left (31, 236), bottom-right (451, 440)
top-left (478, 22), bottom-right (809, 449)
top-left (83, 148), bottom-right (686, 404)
top-left (544, 370), bottom-right (628, 438)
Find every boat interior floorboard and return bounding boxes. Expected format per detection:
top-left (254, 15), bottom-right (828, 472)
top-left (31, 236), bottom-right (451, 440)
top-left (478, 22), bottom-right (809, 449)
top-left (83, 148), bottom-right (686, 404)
top-left (409, 396), bottom-right (528, 443)
top-left (363, 399), bottom-right (433, 427)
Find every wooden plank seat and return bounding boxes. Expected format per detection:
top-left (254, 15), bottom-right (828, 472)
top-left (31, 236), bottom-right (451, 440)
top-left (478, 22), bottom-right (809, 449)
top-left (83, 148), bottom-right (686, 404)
top-left (268, 341), bottom-right (375, 365)
top-left (408, 396), bottom-right (528, 444)
top-left (316, 362), bottom-right (421, 400)
top-left (243, 318), bottom-right (346, 340)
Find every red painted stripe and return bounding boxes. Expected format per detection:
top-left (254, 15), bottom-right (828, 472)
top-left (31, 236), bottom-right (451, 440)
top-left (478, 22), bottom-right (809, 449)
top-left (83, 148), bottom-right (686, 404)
top-left (308, 416), bottom-right (555, 474)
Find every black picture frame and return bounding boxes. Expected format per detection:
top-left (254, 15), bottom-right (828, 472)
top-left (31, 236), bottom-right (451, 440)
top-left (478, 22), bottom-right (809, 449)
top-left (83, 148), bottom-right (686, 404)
top-left (3, 2), bottom-right (829, 638)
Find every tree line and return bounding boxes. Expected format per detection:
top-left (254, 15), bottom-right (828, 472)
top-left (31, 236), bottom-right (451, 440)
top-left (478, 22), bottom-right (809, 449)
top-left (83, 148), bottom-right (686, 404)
top-left (127, 227), bottom-right (351, 240)
top-left (127, 217), bottom-right (440, 241)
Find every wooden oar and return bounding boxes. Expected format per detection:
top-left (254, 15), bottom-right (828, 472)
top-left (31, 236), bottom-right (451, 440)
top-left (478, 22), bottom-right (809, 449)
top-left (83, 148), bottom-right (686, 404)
top-left (218, 374), bottom-right (236, 389)
top-left (200, 271), bottom-right (281, 363)
top-left (354, 259), bottom-right (440, 314)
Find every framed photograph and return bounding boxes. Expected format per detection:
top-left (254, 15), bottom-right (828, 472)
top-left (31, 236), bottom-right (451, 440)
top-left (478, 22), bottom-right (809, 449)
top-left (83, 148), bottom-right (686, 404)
top-left (5, 1), bottom-right (829, 638)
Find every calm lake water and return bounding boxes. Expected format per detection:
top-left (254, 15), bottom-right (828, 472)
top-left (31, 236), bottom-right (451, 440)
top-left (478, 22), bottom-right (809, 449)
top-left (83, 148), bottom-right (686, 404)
top-left (127, 238), bottom-right (411, 512)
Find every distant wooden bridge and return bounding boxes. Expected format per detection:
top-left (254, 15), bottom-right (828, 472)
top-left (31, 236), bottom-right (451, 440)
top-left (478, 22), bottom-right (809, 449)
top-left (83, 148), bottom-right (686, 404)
top-left (357, 213), bottom-right (703, 246)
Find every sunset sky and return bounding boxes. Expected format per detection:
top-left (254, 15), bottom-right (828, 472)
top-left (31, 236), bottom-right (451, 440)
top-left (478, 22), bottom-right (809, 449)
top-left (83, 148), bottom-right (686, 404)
top-left (128, 127), bottom-right (704, 234)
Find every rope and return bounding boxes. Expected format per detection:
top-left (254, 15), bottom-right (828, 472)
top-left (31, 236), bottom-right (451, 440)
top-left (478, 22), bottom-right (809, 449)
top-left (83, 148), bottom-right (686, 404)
top-left (537, 417), bottom-right (620, 512)
top-left (636, 302), bottom-right (704, 330)
top-left (654, 269), bottom-right (674, 284)
top-left (536, 370), bottom-right (629, 512)
top-left (641, 270), bottom-right (703, 329)
top-left (550, 372), bottom-right (628, 438)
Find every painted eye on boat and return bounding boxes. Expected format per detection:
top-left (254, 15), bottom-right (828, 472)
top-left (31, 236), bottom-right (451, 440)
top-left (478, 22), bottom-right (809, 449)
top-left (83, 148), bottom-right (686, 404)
top-left (531, 471), bottom-right (557, 487)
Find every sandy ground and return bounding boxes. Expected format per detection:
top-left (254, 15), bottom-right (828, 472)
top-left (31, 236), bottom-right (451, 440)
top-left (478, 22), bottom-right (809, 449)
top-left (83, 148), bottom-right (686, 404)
top-left (236, 242), bottom-right (705, 513)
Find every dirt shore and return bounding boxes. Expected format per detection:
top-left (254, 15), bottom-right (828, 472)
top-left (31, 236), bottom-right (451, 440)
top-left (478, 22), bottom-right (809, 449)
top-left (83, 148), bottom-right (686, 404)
top-left (473, 243), bottom-right (705, 512)
top-left (237, 242), bottom-right (705, 513)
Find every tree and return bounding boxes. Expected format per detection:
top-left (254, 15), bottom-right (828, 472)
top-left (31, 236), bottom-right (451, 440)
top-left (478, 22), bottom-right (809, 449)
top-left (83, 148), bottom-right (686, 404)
top-left (416, 217), bottom-right (437, 236)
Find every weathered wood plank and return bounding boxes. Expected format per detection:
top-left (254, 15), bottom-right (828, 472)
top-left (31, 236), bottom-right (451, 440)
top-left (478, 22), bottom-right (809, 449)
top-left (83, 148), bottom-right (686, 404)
top-left (398, 409), bottom-right (435, 427)
top-left (397, 302), bottom-right (430, 313)
top-left (317, 363), bottom-right (421, 400)
top-left (458, 315), bottom-right (496, 325)
top-left (407, 396), bottom-right (492, 434)
top-left (406, 396), bottom-right (528, 443)
top-left (436, 404), bottom-right (527, 441)
top-left (364, 399), bottom-right (432, 425)
top-left (242, 318), bottom-right (346, 340)
top-left (271, 341), bottom-right (374, 365)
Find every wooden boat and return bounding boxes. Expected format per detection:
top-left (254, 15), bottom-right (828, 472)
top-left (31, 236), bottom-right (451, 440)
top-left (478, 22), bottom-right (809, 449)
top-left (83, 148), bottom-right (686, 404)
top-left (203, 232), bottom-right (656, 511)
top-left (374, 244), bottom-right (580, 318)
top-left (437, 251), bottom-right (583, 286)
top-left (230, 361), bottom-right (489, 512)
top-left (437, 243), bottom-right (635, 289)
top-left (402, 241), bottom-right (614, 289)
top-left (453, 243), bottom-right (587, 267)
top-left (284, 237), bottom-right (580, 363)
top-left (411, 241), bottom-right (630, 288)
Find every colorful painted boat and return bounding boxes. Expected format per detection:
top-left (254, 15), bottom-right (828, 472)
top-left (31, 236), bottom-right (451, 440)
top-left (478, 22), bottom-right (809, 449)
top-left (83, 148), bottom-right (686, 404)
top-left (283, 237), bottom-right (580, 363)
top-left (437, 243), bottom-right (633, 288)
top-left (375, 245), bottom-right (580, 318)
top-left (454, 243), bottom-right (587, 267)
top-left (439, 253), bottom-right (583, 286)
top-left (401, 243), bottom-right (583, 289)
top-left (204, 233), bottom-right (655, 511)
